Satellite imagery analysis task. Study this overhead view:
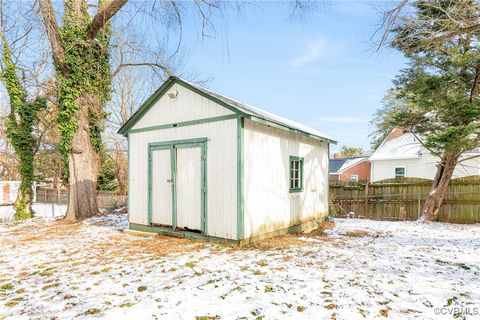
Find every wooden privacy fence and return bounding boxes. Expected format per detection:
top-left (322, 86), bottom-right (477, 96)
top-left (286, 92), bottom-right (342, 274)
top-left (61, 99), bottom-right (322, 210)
top-left (330, 176), bottom-right (480, 224)
top-left (35, 187), bottom-right (127, 209)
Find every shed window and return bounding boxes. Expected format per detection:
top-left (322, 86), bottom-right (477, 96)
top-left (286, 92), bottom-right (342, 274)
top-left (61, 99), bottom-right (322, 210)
top-left (394, 166), bottom-right (406, 178)
top-left (289, 156), bottom-right (304, 192)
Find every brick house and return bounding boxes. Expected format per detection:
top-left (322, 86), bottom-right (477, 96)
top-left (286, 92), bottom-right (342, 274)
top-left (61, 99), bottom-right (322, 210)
top-left (329, 156), bottom-right (371, 182)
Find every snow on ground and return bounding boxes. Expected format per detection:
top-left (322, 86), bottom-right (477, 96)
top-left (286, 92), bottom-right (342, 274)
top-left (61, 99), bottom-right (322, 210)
top-left (0, 203), bottom-right (67, 221)
top-left (0, 215), bottom-right (479, 320)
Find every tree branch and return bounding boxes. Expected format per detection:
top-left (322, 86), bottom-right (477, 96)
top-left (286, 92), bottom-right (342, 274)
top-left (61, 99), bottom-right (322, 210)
top-left (111, 62), bottom-right (171, 78)
top-left (38, 0), bottom-right (68, 75)
top-left (86, 0), bottom-right (128, 39)
top-left (456, 153), bottom-right (480, 164)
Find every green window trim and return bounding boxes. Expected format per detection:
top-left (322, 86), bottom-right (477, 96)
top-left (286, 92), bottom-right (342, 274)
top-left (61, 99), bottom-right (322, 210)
top-left (289, 156), bottom-right (304, 193)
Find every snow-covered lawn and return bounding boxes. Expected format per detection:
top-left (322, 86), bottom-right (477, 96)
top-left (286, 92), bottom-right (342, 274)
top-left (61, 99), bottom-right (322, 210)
top-left (0, 203), bottom-right (67, 221)
top-left (0, 214), bottom-right (479, 320)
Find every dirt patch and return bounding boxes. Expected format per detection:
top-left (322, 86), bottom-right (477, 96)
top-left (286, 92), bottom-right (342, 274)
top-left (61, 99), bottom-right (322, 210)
top-left (125, 235), bottom-right (206, 256)
top-left (343, 229), bottom-right (383, 238)
top-left (239, 234), bottom-right (307, 250)
top-left (307, 220), bottom-right (336, 237)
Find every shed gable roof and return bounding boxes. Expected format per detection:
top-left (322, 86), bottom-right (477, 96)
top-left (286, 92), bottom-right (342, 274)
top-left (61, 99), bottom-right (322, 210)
top-left (118, 76), bottom-right (335, 143)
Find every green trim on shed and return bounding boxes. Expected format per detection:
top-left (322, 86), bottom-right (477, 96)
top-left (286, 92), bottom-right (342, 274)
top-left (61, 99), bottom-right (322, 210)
top-left (147, 138), bottom-right (208, 233)
top-left (118, 76), bottom-right (336, 144)
top-left (127, 134), bottom-right (131, 222)
top-left (249, 116), bottom-right (335, 144)
top-left (129, 114), bottom-right (239, 134)
top-left (119, 78), bottom-right (176, 135)
top-left (237, 117), bottom-right (244, 240)
top-left (289, 156), bottom-right (304, 193)
top-left (129, 223), bottom-right (239, 244)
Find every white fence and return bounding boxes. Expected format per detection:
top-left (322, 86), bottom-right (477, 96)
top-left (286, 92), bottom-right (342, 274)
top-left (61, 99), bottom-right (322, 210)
top-left (0, 181), bottom-right (36, 205)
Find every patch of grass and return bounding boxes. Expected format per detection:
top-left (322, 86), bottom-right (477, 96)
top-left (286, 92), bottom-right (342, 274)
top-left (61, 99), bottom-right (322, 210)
top-left (168, 268), bottom-right (177, 272)
top-left (137, 286), bottom-right (147, 292)
top-left (15, 288), bottom-right (25, 294)
top-left (256, 260), bottom-right (268, 267)
top-left (379, 308), bottom-right (391, 317)
top-left (344, 230), bottom-right (377, 238)
top-left (264, 285), bottom-right (274, 293)
top-left (5, 300), bottom-right (18, 307)
top-left (325, 303), bottom-right (337, 310)
top-left (185, 261), bottom-right (196, 268)
top-left (1, 283), bottom-right (13, 291)
top-left (252, 270), bottom-right (264, 276)
top-left (118, 301), bottom-right (134, 308)
top-left (195, 316), bottom-right (219, 320)
top-left (101, 267), bottom-right (112, 273)
top-left (458, 263), bottom-right (471, 270)
top-left (446, 296), bottom-right (457, 306)
top-left (42, 283), bottom-right (60, 290)
top-left (297, 306), bottom-right (305, 312)
top-left (239, 265), bottom-right (249, 271)
top-left (12, 296), bottom-right (24, 302)
top-left (85, 308), bottom-right (101, 315)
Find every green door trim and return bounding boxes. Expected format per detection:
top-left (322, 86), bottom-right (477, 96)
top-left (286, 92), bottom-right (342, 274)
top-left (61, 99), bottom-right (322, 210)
top-left (147, 137), bottom-right (208, 233)
top-left (147, 144), bottom-right (173, 226)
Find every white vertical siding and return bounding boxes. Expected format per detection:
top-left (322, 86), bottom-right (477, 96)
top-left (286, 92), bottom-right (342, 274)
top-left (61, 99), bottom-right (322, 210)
top-left (243, 119), bottom-right (329, 238)
top-left (132, 83), bottom-right (233, 130)
top-left (371, 153), bottom-right (480, 182)
top-left (129, 119), bottom-right (238, 240)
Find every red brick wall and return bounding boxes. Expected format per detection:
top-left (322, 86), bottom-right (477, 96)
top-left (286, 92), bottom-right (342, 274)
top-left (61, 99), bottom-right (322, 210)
top-left (339, 161), bottom-right (371, 182)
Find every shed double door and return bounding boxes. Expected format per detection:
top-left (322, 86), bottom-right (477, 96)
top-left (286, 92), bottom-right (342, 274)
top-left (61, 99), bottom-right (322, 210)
top-left (150, 142), bottom-right (205, 232)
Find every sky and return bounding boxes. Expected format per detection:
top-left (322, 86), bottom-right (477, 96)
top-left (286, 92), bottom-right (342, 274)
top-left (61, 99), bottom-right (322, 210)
top-left (178, 1), bottom-right (409, 153)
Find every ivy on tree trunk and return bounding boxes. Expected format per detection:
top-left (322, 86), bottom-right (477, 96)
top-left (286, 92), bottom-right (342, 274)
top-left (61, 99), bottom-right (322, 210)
top-left (37, 0), bottom-right (126, 221)
top-left (1, 37), bottom-right (46, 220)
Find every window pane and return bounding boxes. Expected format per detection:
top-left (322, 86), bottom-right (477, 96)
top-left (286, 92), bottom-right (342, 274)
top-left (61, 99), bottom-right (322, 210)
top-left (395, 167), bottom-right (405, 177)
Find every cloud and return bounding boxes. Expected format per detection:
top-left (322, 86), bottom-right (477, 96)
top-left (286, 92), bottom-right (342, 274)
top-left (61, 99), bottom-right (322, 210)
top-left (316, 116), bottom-right (367, 124)
top-left (290, 39), bottom-right (327, 68)
top-left (290, 37), bottom-right (345, 68)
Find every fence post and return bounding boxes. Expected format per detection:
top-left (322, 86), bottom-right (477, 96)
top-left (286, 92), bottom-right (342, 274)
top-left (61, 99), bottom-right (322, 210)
top-left (364, 182), bottom-right (369, 218)
top-left (417, 194), bottom-right (421, 219)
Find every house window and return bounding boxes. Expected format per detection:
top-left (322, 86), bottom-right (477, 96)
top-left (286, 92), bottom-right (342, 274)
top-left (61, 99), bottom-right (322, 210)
top-left (350, 174), bottom-right (359, 182)
top-left (289, 156), bottom-right (304, 192)
top-left (394, 166), bottom-right (406, 178)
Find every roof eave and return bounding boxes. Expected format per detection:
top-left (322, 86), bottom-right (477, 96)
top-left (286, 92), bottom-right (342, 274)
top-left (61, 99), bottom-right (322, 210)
top-left (118, 76), bottom-right (337, 144)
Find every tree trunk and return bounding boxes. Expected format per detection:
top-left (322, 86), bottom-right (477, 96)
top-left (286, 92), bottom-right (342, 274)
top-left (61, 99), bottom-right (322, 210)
top-left (421, 154), bottom-right (459, 221)
top-left (64, 95), bottom-right (101, 222)
top-left (14, 183), bottom-right (33, 221)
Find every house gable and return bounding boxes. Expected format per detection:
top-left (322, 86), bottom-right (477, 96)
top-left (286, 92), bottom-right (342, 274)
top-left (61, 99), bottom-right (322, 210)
top-left (121, 79), bottom-right (236, 134)
top-left (119, 76), bottom-right (335, 144)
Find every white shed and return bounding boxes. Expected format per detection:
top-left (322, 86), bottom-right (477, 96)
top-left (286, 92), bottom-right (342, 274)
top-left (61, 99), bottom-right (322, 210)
top-left (119, 76), bottom-right (335, 243)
